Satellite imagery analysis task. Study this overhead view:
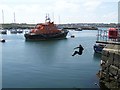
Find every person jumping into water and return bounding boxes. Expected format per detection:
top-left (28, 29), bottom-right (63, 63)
top-left (72, 44), bottom-right (84, 56)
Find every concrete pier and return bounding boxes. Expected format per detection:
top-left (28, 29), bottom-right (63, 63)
top-left (98, 43), bottom-right (120, 89)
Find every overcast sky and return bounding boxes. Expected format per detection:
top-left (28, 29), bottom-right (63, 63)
top-left (0, 0), bottom-right (119, 24)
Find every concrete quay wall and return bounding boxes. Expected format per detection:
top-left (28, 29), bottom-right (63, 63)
top-left (99, 44), bottom-right (120, 89)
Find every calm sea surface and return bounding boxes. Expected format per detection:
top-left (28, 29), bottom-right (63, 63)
top-left (2, 30), bottom-right (101, 88)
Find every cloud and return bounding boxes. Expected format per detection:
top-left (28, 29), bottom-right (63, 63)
top-left (83, 1), bottom-right (102, 12)
top-left (53, 0), bottom-right (80, 14)
top-left (103, 12), bottom-right (118, 22)
top-left (0, 0), bottom-right (118, 24)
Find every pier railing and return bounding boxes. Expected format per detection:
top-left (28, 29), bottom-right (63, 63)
top-left (97, 29), bottom-right (108, 42)
top-left (96, 28), bottom-right (120, 44)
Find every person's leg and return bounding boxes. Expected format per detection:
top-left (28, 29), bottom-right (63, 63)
top-left (78, 51), bottom-right (83, 55)
top-left (72, 51), bottom-right (78, 56)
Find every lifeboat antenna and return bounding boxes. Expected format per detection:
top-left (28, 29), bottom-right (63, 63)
top-left (45, 13), bottom-right (47, 21)
top-left (13, 12), bottom-right (16, 23)
top-left (58, 15), bottom-right (60, 24)
top-left (52, 12), bottom-right (54, 22)
top-left (2, 10), bottom-right (4, 24)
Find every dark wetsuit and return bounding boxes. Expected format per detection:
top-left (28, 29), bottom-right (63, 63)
top-left (72, 45), bottom-right (84, 56)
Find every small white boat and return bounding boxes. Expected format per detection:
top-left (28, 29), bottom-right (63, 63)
top-left (10, 30), bottom-right (17, 34)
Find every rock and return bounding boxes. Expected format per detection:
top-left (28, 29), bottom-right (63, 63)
top-left (109, 65), bottom-right (118, 76)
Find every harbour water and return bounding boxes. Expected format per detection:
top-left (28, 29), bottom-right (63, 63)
top-left (2, 30), bottom-right (101, 88)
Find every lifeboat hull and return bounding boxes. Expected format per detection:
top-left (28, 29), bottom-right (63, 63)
top-left (24, 30), bottom-right (68, 40)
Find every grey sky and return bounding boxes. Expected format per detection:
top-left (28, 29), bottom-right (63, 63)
top-left (0, 0), bottom-right (119, 24)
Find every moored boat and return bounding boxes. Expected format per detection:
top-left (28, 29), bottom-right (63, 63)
top-left (93, 44), bottom-right (106, 53)
top-left (17, 29), bottom-right (23, 33)
top-left (10, 29), bottom-right (17, 34)
top-left (24, 16), bottom-right (69, 40)
top-left (0, 30), bottom-right (7, 34)
top-left (10, 29), bottom-right (23, 34)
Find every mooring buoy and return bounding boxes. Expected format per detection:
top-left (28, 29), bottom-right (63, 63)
top-left (1, 39), bottom-right (5, 43)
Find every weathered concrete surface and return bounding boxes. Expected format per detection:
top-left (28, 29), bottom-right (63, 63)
top-left (98, 43), bottom-right (120, 89)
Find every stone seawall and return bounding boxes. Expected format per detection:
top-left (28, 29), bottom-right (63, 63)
top-left (98, 44), bottom-right (120, 89)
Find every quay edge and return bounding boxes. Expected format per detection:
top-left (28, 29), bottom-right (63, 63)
top-left (98, 43), bottom-right (120, 89)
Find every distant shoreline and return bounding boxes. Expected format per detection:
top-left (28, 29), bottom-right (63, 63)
top-left (0, 23), bottom-right (118, 30)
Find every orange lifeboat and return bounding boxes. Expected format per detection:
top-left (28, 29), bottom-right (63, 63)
top-left (24, 15), bottom-right (69, 40)
top-left (108, 28), bottom-right (118, 39)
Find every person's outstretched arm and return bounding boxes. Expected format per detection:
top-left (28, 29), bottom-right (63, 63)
top-left (74, 47), bottom-right (79, 49)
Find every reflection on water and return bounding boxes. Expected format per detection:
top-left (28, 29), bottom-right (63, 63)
top-left (93, 52), bottom-right (102, 60)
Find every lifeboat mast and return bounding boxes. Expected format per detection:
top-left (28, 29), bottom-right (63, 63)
top-left (45, 14), bottom-right (51, 23)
